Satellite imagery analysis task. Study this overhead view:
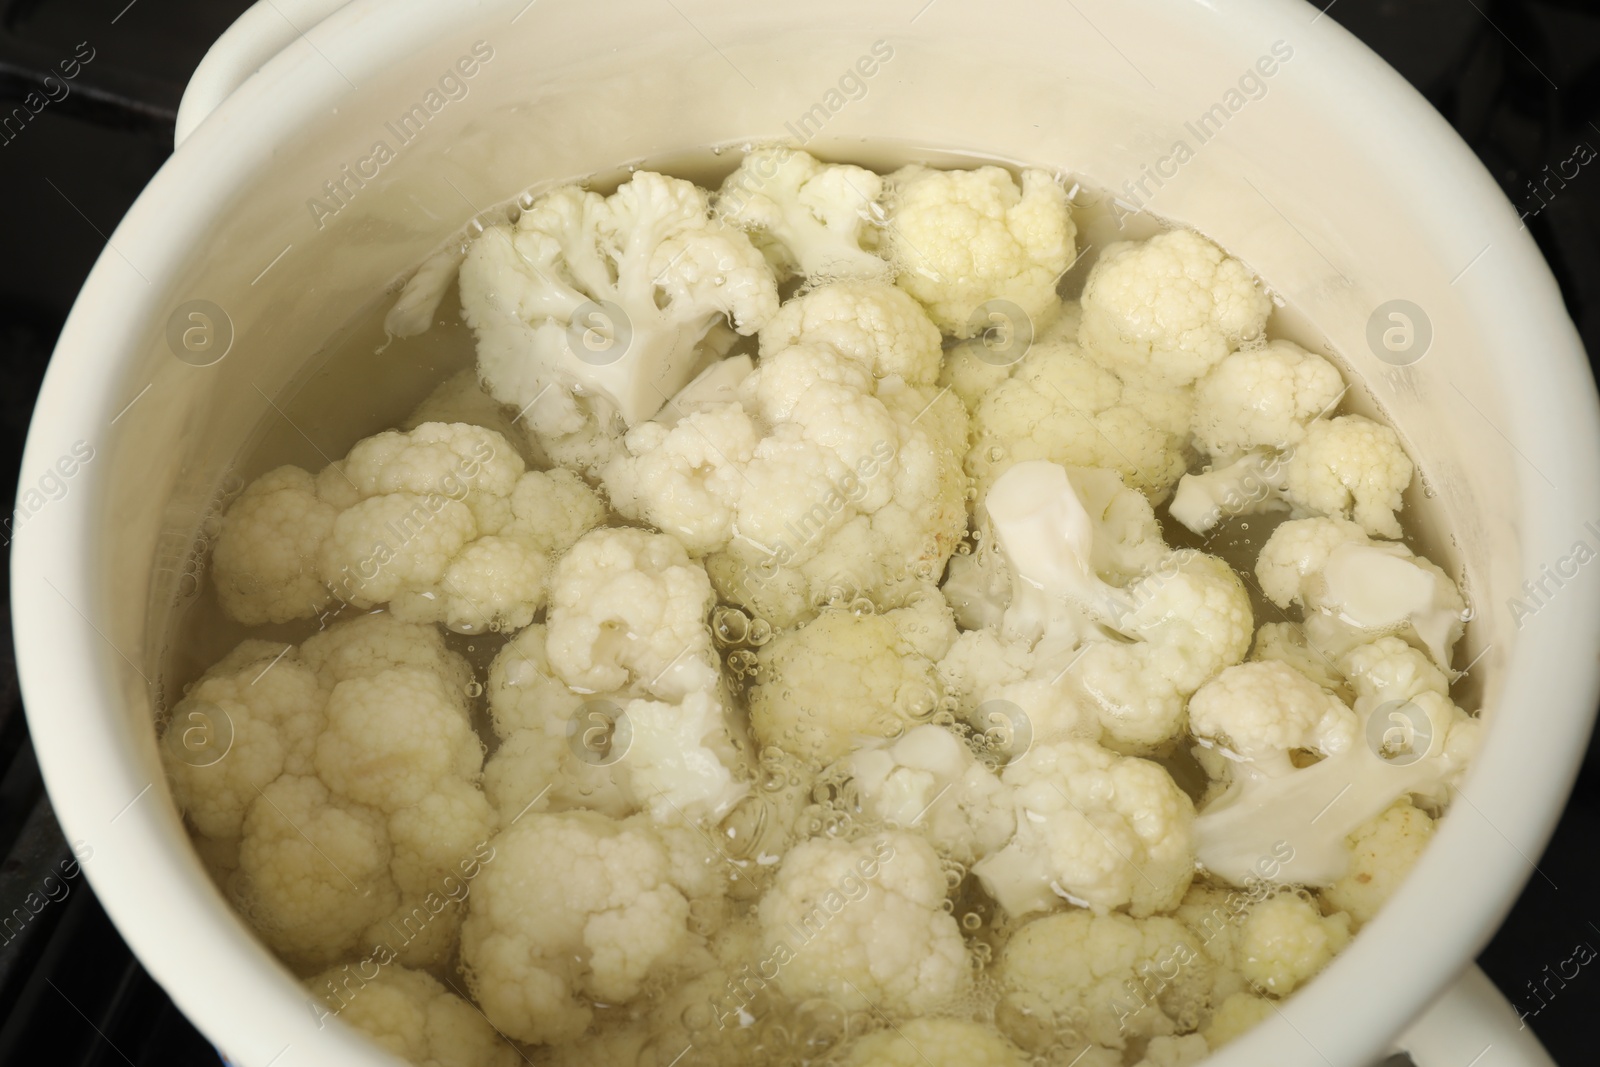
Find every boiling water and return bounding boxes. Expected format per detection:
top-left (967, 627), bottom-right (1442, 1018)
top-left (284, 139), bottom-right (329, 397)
top-left (159, 143), bottom-right (1475, 1065)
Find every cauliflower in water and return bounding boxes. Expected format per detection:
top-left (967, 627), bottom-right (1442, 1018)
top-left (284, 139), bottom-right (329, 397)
top-left (756, 832), bottom-right (970, 1016)
top-left (545, 527), bottom-right (721, 701)
top-left (605, 282), bottom-right (968, 628)
top-left (995, 909), bottom-right (1213, 1051)
top-left (718, 146), bottom-right (892, 283)
top-left (307, 963), bottom-right (519, 1067)
top-left (163, 619), bottom-right (492, 971)
top-left (1190, 655), bottom-right (1477, 887)
top-left (460, 810), bottom-right (708, 1045)
top-left (963, 310), bottom-right (1194, 498)
top-left (952, 460), bottom-right (1252, 752)
top-left (839, 1017), bottom-right (1030, 1067)
top-left (748, 605), bottom-right (944, 764)
top-left (974, 739), bottom-right (1196, 918)
top-left (884, 164), bottom-right (1076, 337)
top-left (1078, 228), bottom-right (1271, 388)
top-left (840, 723), bottom-right (1014, 863)
top-left (213, 422), bottom-right (605, 632)
top-left (1322, 797), bottom-right (1436, 926)
top-left (1191, 340), bottom-right (1346, 456)
top-left (458, 170), bottom-right (779, 432)
top-left (1255, 516), bottom-right (1465, 668)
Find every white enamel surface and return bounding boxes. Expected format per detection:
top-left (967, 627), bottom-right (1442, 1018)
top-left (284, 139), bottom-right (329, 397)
top-left (11, 1), bottom-right (1597, 1065)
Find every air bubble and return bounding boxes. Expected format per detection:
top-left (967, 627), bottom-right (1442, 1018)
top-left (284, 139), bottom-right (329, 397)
top-left (962, 911), bottom-right (983, 931)
top-left (988, 446), bottom-right (1006, 462)
top-left (464, 681), bottom-right (484, 698)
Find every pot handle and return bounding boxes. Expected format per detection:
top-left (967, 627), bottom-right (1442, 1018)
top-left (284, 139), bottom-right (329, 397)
top-left (1393, 964), bottom-right (1556, 1067)
top-left (174, 0), bottom-right (351, 148)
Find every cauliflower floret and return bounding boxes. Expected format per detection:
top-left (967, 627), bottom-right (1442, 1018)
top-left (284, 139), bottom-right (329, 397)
top-left (1192, 658), bottom-right (1477, 887)
top-left (608, 326), bottom-right (969, 629)
top-left (757, 832), bottom-right (969, 1016)
top-left (965, 318), bottom-right (1193, 498)
top-left (1187, 660), bottom-right (1357, 778)
top-left (995, 910), bottom-right (1213, 1050)
top-left (161, 641), bottom-right (325, 840)
top-left (231, 774), bottom-right (399, 969)
top-left (459, 171), bottom-right (779, 432)
top-left (718, 147), bottom-right (892, 283)
top-left (545, 527), bottom-right (719, 701)
top-left (1281, 415), bottom-right (1414, 539)
top-left (748, 607), bottom-right (941, 764)
top-left (1192, 340), bottom-right (1346, 456)
top-left (211, 421), bottom-right (567, 633)
top-left (1202, 992), bottom-right (1275, 1048)
top-left (839, 1018), bottom-right (1029, 1067)
top-left (211, 465), bottom-right (339, 624)
top-left (1078, 229), bottom-right (1271, 388)
top-left (1322, 798), bottom-right (1435, 927)
top-left (622, 689), bottom-right (751, 822)
top-left (841, 724), bottom-right (1014, 862)
top-left (307, 963), bottom-right (519, 1067)
top-left (1232, 893), bottom-right (1351, 995)
top-left (885, 165), bottom-right (1075, 338)
top-left (299, 613), bottom-right (473, 698)
top-left (758, 280), bottom-right (941, 384)
top-left (460, 811), bottom-right (697, 1045)
top-left (314, 668), bottom-right (482, 813)
top-left (1069, 551), bottom-right (1254, 750)
top-left (163, 620), bottom-right (494, 973)
top-left (975, 739), bottom-right (1195, 918)
top-left (1255, 517), bottom-right (1465, 668)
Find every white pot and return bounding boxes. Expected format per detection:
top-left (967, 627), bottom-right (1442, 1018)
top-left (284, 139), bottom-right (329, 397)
top-left (13, 1), bottom-right (1598, 1065)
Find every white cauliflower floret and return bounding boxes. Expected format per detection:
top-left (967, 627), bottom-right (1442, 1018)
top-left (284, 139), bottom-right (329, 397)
top-left (758, 280), bottom-right (941, 384)
top-left (1322, 798), bottom-right (1435, 926)
top-left (211, 466), bottom-right (339, 624)
top-left (839, 1018), bottom-right (1029, 1067)
top-left (965, 316), bottom-right (1193, 497)
top-left (885, 164), bottom-right (1075, 337)
top-left (1192, 340), bottom-right (1345, 456)
top-left (975, 739), bottom-right (1195, 918)
top-left (161, 641), bottom-right (324, 840)
top-left (1187, 660), bottom-right (1357, 778)
top-left (1078, 229), bottom-right (1271, 388)
top-left (757, 832), bottom-right (969, 1016)
top-left (841, 724), bottom-right (1014, 862)
top-left (163, 618), bottom-right (493, 972)
top-left (607, 317), bottom-right (968, 628)
top-left (215, 421), bottom-right (571, 633)
top-left (718, 147), bottom-right (892, 283)
top-left (1255, 517), bottom-right (1465, 668)
top-left (298, 613), bottom-right (473, 698)
top-left (748, 607), bottom-right (941, 764)
top-left (995, 910), bottom-right (1213, 1050)
top-left (621, 689), bottom-right (751, 822)
top-left (545, 528), bottom-right (719, 701)
top-left (314, 668), bottom-right (482, 813)
top-left (460, 811), bottom-right (697, 1045)
top-left (1280, 414), bottom-right (1414, 539)
top-left (1192, 657), bottom-right (1477, 887)
top-left (307, 963), bottom-right (519, 1067)
top-left (1231, 893), bottom-right (1351, 995)
top-left (458, 171), bottom-right (779, 432)
top-left (1069, 551), bottom-right (1253, 750)
top-left (231, 774), bottom-right (398, 969)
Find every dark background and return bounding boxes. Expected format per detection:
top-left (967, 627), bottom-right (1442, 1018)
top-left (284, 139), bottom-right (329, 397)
top-left (0, 0), bottom-right (1596, 1064)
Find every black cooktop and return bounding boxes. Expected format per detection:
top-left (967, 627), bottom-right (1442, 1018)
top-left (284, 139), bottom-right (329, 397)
top-left (0, 1), bottom-right (1596, 1065)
